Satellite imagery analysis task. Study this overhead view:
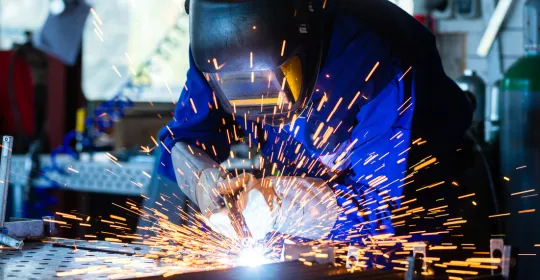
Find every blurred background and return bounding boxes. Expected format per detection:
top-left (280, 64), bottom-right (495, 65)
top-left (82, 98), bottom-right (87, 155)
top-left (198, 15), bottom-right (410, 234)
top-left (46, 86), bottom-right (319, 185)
top-left (0, 0), bottom-right (537, 277)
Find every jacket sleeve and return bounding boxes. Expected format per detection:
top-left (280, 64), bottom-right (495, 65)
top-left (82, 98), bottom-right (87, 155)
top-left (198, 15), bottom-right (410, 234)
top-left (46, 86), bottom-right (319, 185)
top-left (157, 51), bottom-right (233, 182)
top-left (330, 69), bottom-right (414, 239)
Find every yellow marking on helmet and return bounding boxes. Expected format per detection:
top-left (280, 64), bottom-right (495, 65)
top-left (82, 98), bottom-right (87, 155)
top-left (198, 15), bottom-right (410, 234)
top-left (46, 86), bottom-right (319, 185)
top-left (231, 98), bottom-right (281, 107)
top-left (280, 56), bottom-right (302, 101)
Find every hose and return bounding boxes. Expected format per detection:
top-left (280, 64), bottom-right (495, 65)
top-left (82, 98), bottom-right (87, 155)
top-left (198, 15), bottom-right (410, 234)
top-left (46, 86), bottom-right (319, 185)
top-left (467, 131), bottom-right (502, 233)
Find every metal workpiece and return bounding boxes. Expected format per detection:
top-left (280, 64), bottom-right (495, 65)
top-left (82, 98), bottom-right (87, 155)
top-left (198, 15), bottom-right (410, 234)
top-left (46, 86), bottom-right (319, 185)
top-left (4, 218), bottom-right (53, 240)
top-left (281, 243), bottom-right (335, 265)
top-left (177, 261), bottom-right (405, 280)
top-left (1, 217), bottom-right (54, 250)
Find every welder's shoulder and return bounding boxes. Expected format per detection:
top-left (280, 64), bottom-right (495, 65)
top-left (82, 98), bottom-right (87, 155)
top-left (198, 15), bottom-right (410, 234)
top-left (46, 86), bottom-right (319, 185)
top-left (332, 0), bottom-right (435, 60)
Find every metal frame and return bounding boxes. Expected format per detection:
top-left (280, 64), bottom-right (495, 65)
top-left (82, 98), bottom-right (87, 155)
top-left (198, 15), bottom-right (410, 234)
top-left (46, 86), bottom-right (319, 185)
top-left (0, 136), bottom-right (24, 249)
top-left (9, 154), bottom-right (153, 195)
top-left (490, 238), bottom-right (512, 279)
top-left (0, 136), bottom-right (13, 228)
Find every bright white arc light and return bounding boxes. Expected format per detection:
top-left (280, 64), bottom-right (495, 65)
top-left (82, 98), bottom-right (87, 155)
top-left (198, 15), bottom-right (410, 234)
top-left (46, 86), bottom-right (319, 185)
top-left (236, 245), bottom-right (271, 267)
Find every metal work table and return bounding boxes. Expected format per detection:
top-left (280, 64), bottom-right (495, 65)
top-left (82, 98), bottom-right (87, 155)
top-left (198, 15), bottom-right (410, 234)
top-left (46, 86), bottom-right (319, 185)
top-left (0, 239), bottom-right (511, 280)
top-left (0, 240), bottom-right (198, 280)
top-left (0, 239), bottom-right (406, 280)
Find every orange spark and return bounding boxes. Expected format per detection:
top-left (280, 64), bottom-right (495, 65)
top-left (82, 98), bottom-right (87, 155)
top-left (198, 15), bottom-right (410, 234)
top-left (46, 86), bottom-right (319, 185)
top-left (365, 62), bottom-right (380, 82)
top-left (190, 98), bottom-right (198, 113)
top-left (398, 66), bottom-right (412, 81)
top-left (518, 209), bottom-right (535, 214)
top-left (458, 193), bottom-right (475, 199)
top-left (511, 189), bottom-right (535, 196)
top-left (414, 157), bottom-right (437, 171)
top-left (326, 98), bottom-right (343, 122)
top-left (488, 213), bottom-right (510, 218)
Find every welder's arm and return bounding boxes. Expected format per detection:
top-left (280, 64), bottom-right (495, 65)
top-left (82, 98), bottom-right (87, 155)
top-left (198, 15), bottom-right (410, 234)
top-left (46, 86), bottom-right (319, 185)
top-left (211, 176), bottom-right (339, 241)
top-left (266, 177), bottom-right (339, 240)
top-left (171, 143), bottom-right (222, 210)
top-left (332, 72), bottom-right (414, 236)
top-left (158, 50), bottom-right (233, 184)
top-left (171, 143), bottom-right (255, 219)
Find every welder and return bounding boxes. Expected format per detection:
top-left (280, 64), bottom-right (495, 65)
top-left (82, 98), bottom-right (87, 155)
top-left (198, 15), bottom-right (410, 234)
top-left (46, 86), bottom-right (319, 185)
top-left (158, 0), bottom-right (473, 242)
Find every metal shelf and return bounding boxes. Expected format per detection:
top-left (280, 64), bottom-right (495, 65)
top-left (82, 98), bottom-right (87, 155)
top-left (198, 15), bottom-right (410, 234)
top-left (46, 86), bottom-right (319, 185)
top-left (9, 154), bottom-right (153, 196)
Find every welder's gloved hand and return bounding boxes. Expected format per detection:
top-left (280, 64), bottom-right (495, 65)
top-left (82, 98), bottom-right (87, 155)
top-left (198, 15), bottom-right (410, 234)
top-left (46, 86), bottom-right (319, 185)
top-left (171, 142), bottom-right (255, 218)
top-left (209, 176), bottom-right (339, 241)
top-left (198, 170), bottom-right (256, 218)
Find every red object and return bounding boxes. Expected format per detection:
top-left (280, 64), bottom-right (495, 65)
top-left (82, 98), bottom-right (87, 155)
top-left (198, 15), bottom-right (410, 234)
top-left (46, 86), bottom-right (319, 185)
top-left (45, 54), bottom-right (82, 150)
top-left (0, 51), bottom-right (35, 137)
top-left (414, 14), bottom-right (436, 32)
top-left (47, 56), bottom-right (68, 150)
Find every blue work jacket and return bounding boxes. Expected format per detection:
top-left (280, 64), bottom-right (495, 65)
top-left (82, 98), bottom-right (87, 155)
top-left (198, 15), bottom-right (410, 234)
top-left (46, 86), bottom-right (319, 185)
top-left (158, 0), bottom-right (472, 240)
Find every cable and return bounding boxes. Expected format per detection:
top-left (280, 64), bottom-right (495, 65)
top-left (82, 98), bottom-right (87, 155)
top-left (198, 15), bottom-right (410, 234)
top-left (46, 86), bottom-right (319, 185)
top-left (467, 131), bottom-right (502, 233)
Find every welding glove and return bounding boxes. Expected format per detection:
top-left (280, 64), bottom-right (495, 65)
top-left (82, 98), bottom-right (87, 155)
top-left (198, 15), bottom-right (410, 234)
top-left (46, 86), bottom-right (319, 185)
top-left (209, 176), bottom-right (339, 241)
top-left (171, 142), bottom-right (255, 218)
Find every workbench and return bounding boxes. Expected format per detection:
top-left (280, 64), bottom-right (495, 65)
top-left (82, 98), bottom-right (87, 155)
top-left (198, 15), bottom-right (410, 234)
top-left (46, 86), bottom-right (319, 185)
top-left (0, 239), bottom-right (408, 280)
top-left (0, 239), bottom-right (509, 280)
top-left (0, 239), bottom-right (199, 279)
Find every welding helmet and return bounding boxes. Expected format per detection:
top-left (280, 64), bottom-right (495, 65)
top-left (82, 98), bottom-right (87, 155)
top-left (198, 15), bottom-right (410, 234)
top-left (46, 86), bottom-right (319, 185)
top-left (187, 0), bottom-right (323, 124)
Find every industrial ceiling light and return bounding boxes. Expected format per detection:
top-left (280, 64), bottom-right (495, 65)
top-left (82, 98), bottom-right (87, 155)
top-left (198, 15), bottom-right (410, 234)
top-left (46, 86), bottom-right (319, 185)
top-left (476, 0), bottom-right (514, 57)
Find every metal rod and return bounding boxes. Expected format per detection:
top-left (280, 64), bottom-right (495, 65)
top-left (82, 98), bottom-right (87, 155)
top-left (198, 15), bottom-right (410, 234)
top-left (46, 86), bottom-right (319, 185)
top-left (0, 232), bottom-right (23, 249)
top-left (0, 136), bottom-right (14, 228)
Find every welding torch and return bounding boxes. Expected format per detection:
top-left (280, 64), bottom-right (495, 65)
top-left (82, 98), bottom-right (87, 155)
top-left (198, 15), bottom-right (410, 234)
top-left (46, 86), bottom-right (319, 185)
top-left (218, 189), bottom-right (254, 244)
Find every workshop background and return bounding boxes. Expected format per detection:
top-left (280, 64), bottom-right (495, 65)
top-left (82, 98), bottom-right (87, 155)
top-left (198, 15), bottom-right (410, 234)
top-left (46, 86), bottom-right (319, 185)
top-left (0, 0), bottom-right (538, 279)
